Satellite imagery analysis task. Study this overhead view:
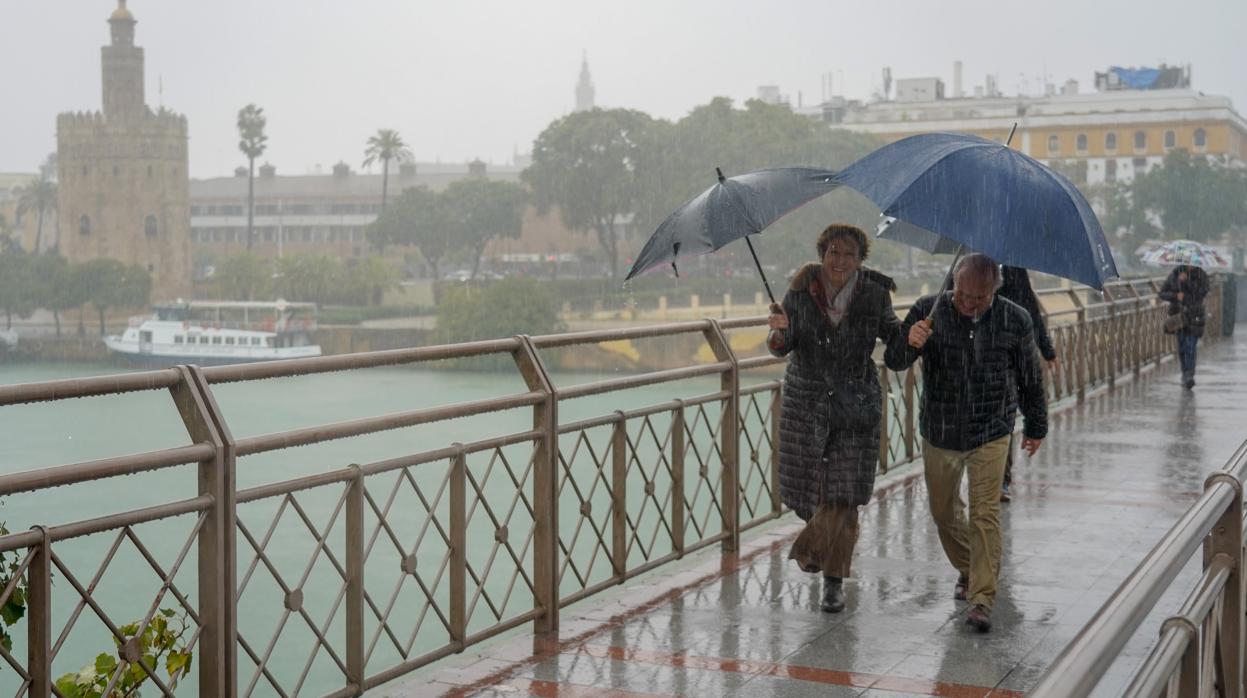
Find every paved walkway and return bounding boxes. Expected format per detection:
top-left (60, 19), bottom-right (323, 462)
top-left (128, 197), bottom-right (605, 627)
top-left (392, 333), bottom-right (1247, 697)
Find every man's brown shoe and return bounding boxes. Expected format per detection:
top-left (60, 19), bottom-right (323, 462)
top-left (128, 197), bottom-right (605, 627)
top-left (954, 575), bottom-right (969, 602)
top-left (965, 604), bottom-right (992, 632)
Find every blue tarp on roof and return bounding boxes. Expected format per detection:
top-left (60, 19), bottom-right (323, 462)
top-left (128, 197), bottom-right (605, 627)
top-left (1111, 66), bottom-right (1161, 89)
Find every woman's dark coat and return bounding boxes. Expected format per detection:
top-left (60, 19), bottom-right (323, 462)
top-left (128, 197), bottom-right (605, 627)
top-left (768, 263), bottom-right (903, 519)
top-left (1158, 266), bottom-right (1210, 338)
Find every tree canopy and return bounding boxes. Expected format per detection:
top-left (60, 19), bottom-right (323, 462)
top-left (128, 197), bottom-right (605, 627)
top-left (441, 178), bottom-right (527, 279)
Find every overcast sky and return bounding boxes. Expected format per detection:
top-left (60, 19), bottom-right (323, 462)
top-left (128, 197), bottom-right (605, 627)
top-left (4, 0), bottom-right (1245, 178)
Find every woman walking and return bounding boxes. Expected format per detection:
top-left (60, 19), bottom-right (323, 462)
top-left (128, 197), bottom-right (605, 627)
top-left (767, 224), bottom-right (903, 613)
top-left (1159, 264), bottom-right (1210, 389)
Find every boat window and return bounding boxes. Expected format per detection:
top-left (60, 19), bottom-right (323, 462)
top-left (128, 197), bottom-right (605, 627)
top-left (173, 335), bottom-right (183, 344)
top-left (266, 337), bottom-right (275, 347)
top-left (251, 337), bottom-right (262, 346)
top-left (225, 337), bottom-right (236, 345)
top-left (212, 336), bottom-right (222, 345)
top-left (198, 336), bottom-right (209, 344)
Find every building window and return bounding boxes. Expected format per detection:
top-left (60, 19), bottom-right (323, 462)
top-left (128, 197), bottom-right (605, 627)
top-left (1076, 134), bottom-right (1088, 153)
top-left (1133, 157), bottom-right (1148, 171)
top-left (1105, 132), bottom-right (1117, 151)
top-left (1164, 130), bottom-right (1176, 149)
top-left (1105, 160), bottom-right (1117, 182)
top-left (1134, 131), bottom-right (1147, 151)
top-left (145, 214), bottom-right (158, 238)
top-left (79, 215), bottom-right (91, 236)
top-left (1194, 128), bottom-right (1207, 149)
top-left (1047, 134), bottom-right (1059, 153)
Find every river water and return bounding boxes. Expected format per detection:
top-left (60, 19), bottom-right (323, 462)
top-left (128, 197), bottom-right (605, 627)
top-left (0, 360), bottom-right (779, 695)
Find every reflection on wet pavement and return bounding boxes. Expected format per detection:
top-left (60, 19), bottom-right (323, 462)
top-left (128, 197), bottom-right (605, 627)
top-left (394, 335), bottom-right (1247, 697)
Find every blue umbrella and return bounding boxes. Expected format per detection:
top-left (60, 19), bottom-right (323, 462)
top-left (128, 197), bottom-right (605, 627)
top-left (835, 132), bottom-right (1118, 290)
top-left (624, 167), bottom-right (841, 303)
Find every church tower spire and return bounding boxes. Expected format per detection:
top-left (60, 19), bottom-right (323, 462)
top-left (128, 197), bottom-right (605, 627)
top-left (102, 0), bottom-right (145, 119)
top-left (574, 51), bottom-right (595, 112)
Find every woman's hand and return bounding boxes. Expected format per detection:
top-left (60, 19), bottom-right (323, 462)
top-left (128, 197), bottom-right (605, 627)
top-left (768, 303), bottom-right (789, 330)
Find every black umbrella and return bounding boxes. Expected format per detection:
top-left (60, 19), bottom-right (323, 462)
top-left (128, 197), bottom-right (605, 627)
top-left (624, 167), bottom-right (841, 303)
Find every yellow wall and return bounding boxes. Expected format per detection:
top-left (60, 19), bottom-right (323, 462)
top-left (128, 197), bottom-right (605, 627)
top-left (1030, 121), bottom-right (1242, 159)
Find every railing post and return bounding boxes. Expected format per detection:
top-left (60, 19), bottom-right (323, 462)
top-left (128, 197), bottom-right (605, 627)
top-left (27, 526), bottom-right (51, 698)
top-left (903, 367), bottom-right (917, 462)
top-left (345, 464), bottom-right (365, 695)
top-left (1149, 280), bottom-right (1166, 369)
top-left (1105, 293), bottom-right (1118, 388)
top-left (170, 365), bottom-right (235, 696)
top-left (611, 411), bottom-right (627, 578)
top-left (1125, 284), bottom-right (1144, 377)
top-left (1068, 291), bottom-right (1087, 402)
top-left (449, 445), bottom-right (467, 647)
top-left (769, 388), bottom-right (782, 514)
top-left (703, 320), bottom-right (740, 552)
top-left (877, 363), bottom-right (890, 473)
top-left (672, 400), bottom-right (687, 556)
top-left (511, 336), bottom-right (559, 635)
top-left (1205, 472), bottom-right (1243, 698)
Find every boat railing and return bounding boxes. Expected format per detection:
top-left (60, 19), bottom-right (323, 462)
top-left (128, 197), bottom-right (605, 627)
top-left (0, 273), bottom-right (1225, 697)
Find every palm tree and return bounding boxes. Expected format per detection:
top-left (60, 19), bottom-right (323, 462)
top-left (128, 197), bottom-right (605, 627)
top-left (16, 175), bottom-right (57, 253)
top-left (237, 104), bottom-right (268, 251)
top-left (363, 129), bottom-right (411, 210)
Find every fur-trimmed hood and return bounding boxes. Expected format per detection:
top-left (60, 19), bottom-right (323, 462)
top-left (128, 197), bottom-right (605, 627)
top-left (788, 263), bottom-right (897, 294)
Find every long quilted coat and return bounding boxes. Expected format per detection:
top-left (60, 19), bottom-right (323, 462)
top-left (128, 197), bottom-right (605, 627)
top-left (768, 264), bottom-right (903, 519)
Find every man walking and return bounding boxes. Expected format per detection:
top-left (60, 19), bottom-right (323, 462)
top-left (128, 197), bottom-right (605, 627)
top-left (884, 254), bottom-right (1047, 632)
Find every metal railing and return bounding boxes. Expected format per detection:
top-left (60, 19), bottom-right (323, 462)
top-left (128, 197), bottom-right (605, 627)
top-left (0, 274), bottom-right (1217, 697)
top-left (1030, 438), bottom-right (1247, 698)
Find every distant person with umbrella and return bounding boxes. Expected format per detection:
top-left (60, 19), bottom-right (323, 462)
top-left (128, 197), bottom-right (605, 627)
top-left (1158, 264), bottom-right (1210, 389)
top-left (766, 224), bottom-right (904, 613)
top-left (884, 253), bottom-right (1048, 633)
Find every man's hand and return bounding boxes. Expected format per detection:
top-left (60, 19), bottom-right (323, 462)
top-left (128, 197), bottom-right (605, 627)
top-left (908, 318), bottom-right (933, 349)
top-left (1021, 437), bottom-right (1043, 457)
top-left (767, 303), bottom-right (788, 331)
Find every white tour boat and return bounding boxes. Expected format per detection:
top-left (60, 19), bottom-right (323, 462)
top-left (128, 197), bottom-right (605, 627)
top-left (104, 300), bottom-right (322, 365)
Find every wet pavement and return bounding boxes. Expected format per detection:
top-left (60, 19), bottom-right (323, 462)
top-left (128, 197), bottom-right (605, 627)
top-left (389, 333), bottom-right (1247, 697)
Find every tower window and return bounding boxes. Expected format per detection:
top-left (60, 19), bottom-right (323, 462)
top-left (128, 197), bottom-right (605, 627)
top-left (82, 166), bottom-right (88, 177)
top-left (1105, 132), bottom-right (1117, 151)
top-left (113, 165), bottom-right (120, 176)
top-left (147, 164), bottom-right (153, 177)
top-left (145, 214), bottom-right (158, 237)
top-left (79, 215), bottom-right (91, 236)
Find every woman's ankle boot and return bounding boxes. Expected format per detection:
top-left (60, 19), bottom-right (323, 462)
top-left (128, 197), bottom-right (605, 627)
top-left (821, 576), bottom-right (846, 613)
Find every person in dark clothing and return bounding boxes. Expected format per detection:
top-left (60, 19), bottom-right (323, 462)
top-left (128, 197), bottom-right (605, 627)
top-left (1158, 265), bottom-right (1210, 389)
top-left (997, 266), bottom-right (1058, 502)
top-left (767, 224), bottom-right (904, 614)
top-left (884, 254), bottom-right (1048, 633)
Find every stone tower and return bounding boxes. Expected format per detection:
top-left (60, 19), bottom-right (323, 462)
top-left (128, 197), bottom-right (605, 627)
top-left (574, 52), bottom-right (595, 112)
top-left (56, 0), bottom-right (192, 301)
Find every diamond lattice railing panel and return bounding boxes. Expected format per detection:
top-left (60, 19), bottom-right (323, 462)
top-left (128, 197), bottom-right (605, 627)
top-left (556, 425), bottom-right (615, 597)
top-left (682, 401), bottom-right (726, 546)
top-left (737, 390), bottom-right (777, 523)
top-left (359, 462), bottom-right (453, 674)
top-left (621, 413), bottom-right (675, 568)
top-left (462, 443), bottom-right (537, 637)
top-left (18, 514), bottom-right (206, 698)
top-left (235, 487), bottom-right (353, 697)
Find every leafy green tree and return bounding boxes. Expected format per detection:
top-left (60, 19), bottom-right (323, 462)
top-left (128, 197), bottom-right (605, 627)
top-left (77, 258), bottom-right (148, 336)
top-left (16, 173), bottom-right (57, 253)
top-left (237, 104), bottom-right (268, 251)
top-left (214, 252), bottom-right (271, 300)
top-left (1131, 149), bottom-right (1247, 241)
top-left (436, 278), bottom-right (563, 367)
top-left (274, 253), bottom-right (342, 305)
top-left (341, 256), bottom-right (399, 305)
top-left (26, 253), bottom-right (85, 337)
top-left (363, 129), bottom-right (411, 210)
top-left (523, 108), bottom-right (662, 278)
top-left (367, 185), bottom-right (454, 274)
top-left (0, 251), bottom-right (36, 329)
top-left (441, 178), bottom-right (527, 279)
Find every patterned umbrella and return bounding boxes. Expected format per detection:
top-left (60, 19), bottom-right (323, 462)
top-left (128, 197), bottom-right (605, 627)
top-left (1140, 240), bottom-right (1230, 270)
